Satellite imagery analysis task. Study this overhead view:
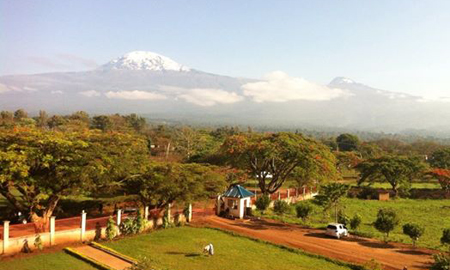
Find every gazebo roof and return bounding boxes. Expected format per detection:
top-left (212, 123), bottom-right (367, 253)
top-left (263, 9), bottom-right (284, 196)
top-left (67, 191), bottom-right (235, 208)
top-left (222, 185), bottom-right (254, 198)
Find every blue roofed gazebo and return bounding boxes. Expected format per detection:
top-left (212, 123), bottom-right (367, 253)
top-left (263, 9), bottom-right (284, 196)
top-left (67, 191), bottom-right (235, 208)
top-left (217, 185), bottom-right (254, 219)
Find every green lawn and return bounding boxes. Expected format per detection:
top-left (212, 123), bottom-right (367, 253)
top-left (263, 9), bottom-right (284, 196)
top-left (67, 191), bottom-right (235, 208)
top-left (104, 227), bottom-right (356, 270)
top-left (0, 252), bottom-right (98, 270)
top-left (361, 182), bottom-right (441, 189)
top-left (258, 198), bottom-right (450, 250)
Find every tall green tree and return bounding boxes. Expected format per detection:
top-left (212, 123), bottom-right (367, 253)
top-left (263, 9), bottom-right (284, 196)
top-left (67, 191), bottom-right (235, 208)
top-left (0, 128), bottom-right (149, 231)
top-left (429, 148), bottom-right (450, 169)
top-left (125, 162), bottom-right (226, 208)
top-left (356, 155), bottom-right (427, 196)
top-left (221, 132), bottom-right (337, 194)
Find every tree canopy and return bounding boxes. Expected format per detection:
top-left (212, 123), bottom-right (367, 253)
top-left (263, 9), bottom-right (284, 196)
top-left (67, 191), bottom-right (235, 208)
top-left (221, 132), bottom-right (337, 194)
top-left (356, 155), bottom-right (428, 196)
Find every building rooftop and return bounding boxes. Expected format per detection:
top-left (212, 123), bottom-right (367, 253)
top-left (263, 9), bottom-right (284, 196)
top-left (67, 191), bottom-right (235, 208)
top-left (222, 185), bottom-right (254, 198)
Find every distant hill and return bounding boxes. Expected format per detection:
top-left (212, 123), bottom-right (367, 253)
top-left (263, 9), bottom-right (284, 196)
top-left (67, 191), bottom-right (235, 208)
top-left (1, 51), bottom-right (450, 136)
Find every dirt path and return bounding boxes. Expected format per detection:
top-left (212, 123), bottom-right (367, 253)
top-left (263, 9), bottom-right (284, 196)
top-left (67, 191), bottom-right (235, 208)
top-left (193, 216), bottom-right (435, 270)
top-left (71, 245), bottom-right (132, 270)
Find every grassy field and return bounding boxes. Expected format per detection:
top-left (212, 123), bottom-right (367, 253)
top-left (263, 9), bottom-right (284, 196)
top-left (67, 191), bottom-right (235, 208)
top-left (104, 226), bottom-right (357, 270)
top-left (0, 251), bottom-right (98, 270)
top-left (258, 198), bottom-right (450, 250)
top-left (360, 182), bottom-right (441, 189)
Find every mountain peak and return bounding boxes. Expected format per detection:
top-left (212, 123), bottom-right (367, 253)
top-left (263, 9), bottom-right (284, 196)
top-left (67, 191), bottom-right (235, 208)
top-left (100, 51), bottom-right (191, 72)
top-left (329, 77), bottom-right (356, 85)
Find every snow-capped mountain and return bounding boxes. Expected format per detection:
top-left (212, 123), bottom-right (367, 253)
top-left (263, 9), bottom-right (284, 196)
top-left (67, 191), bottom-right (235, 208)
top-left (1, 51), bottom-right (450, 135)
top-left (100, 51), bottom-right (191, 72)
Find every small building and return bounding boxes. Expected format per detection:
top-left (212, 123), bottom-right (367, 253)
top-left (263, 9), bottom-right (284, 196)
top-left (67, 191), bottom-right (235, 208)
top-left (378, 191), bottom-right (390, 201)
top-left (217, 185), bottom-right (254, 219)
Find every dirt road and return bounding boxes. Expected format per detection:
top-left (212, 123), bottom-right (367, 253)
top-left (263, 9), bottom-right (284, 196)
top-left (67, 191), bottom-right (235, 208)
top-left (193, 216), bottom-right (434, 270)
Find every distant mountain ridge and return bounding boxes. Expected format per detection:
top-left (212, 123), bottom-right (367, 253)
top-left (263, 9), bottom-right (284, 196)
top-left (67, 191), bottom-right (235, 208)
top-left (0, 51), bottom-right (449, 135)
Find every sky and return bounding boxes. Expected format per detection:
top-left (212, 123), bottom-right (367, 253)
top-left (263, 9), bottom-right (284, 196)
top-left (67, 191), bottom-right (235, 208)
top-left (1, 0), bottom-right (450, 98)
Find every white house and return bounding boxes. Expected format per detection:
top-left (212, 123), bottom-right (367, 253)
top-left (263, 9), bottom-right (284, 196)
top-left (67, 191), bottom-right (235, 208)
top-left (217, 185), bottom-right (254, 219)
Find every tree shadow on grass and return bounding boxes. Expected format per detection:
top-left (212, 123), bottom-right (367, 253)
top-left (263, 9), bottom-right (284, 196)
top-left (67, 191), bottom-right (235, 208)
top-left (165, 251), bottom-right (201, 257)
top-left (395, 249), bottom-right (430, 256)
top-left (358, 241), bottom-right (395, 249)
top-left (230, 219), bottom-right (294, 231)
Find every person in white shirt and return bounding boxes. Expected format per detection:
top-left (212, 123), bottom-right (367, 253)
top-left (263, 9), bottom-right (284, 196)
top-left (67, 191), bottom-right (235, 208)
top-left (203, 243), bottom-right (214, 256)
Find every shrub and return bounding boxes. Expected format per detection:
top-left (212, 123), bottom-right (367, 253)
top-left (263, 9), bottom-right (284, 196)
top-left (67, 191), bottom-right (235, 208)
top-left (34, 234), bottom-right (43, 251)
top-left (357, 186), bottom-right (378, 200)
top-left (441, 228), bottom-right (450, 250)
top-left (120, 218), bottom-right (140, 235)
top-left (105, 216), bottom-right (117, 240)
top-left (273, 200), bottom-right (290, 215)
top-left (363, 259), bottom-right (383, 270)
top-left (350, 213), bottom-right (362, 233)
top-left (430, 253), bottom-right (450, 270)
top-left (373, 208), bottom-right (399, 242)
top-left (135, 210), bottom-right (144, 233)
top-left (162, 208), bottom-right (173, 229)
top-left (402, 223), bottom-right (425, 247)
top-left (296, 202), bottom-right (313, 221)
top-left (337, 210), bottom-right (350, 225)
top-left (255, 195), bottom-right (271, 213)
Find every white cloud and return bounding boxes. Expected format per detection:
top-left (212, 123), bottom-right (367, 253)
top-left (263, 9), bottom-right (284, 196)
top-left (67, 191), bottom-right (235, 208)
top-left (105, 90), bottom-right (167, 100)
top-left (242, 71), bottom-right (351, 103)
top-left (177, 88), bottom-right (243, 106)
top-left (0, 84), bottom-right (39, 94)
top-left (79, 90), bottom-right (100, 97)
top-left (51, 90), bottom-right (63, 94)
top-left (0, 84), bottom-right (10, 94)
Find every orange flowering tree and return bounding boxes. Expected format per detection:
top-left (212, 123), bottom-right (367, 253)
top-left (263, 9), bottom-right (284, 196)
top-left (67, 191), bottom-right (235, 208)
top-left (428, 168), bottom-right (450, 193)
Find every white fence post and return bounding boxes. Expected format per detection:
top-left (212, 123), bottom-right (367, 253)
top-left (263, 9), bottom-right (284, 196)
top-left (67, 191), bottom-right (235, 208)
top-left (287, 189), bottom-right (290, 198)
top-left (187, 203), bottom-right (192, 222)
top-left (278, 191), bottom-right (281, 200)
top-left (2, 221), bottom-right (9, 254)
top-left (144, 206), bottom-right (149, 220)
top-left (49, 216), bottom-right (56, 246)
top-left (167, 203), bottom-right (172, 223)
top-left (80, 210), bottom-right (86, 242)
top-left (216, 196), bottom-right (221, 215)
top-left (116, 209), bottom-right (122, 226)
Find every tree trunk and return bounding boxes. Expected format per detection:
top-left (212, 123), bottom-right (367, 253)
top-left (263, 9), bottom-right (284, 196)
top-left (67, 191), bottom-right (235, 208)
top-left (30, 195), bottom-right (60, 233)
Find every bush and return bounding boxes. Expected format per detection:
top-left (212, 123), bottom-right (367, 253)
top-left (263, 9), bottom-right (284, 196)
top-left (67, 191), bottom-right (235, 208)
top-left (441, 228), bottom-right (450, 248)
top-left (357, 186), bottom-right (378, 200)
top-left (255, 195), bottom-right (271, 213)
top-left (34, 234), bottom-right (43, 251)
top-left (105, 216), bottom-right (117, 240)
top-left (350, 213), bottom-right (362, 233)
top-left (373, 208), bottom-right (399, 242)
top-left (337, 210), bottom-right (350, 225)
top-left (120, 218), bottom-right (140, 235)
top-left (430, 253), bottom-right (450, 270)
top-left (363, 259), bottom-right (383, 270)
top-left (273, 200), bottom-right (290, 215)
top-left (296, 202), bottom-right (313, 221)
top-left (403, 223), bottom-right (425, 247)
top-left (162, 208), bottom-right (173, 229)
